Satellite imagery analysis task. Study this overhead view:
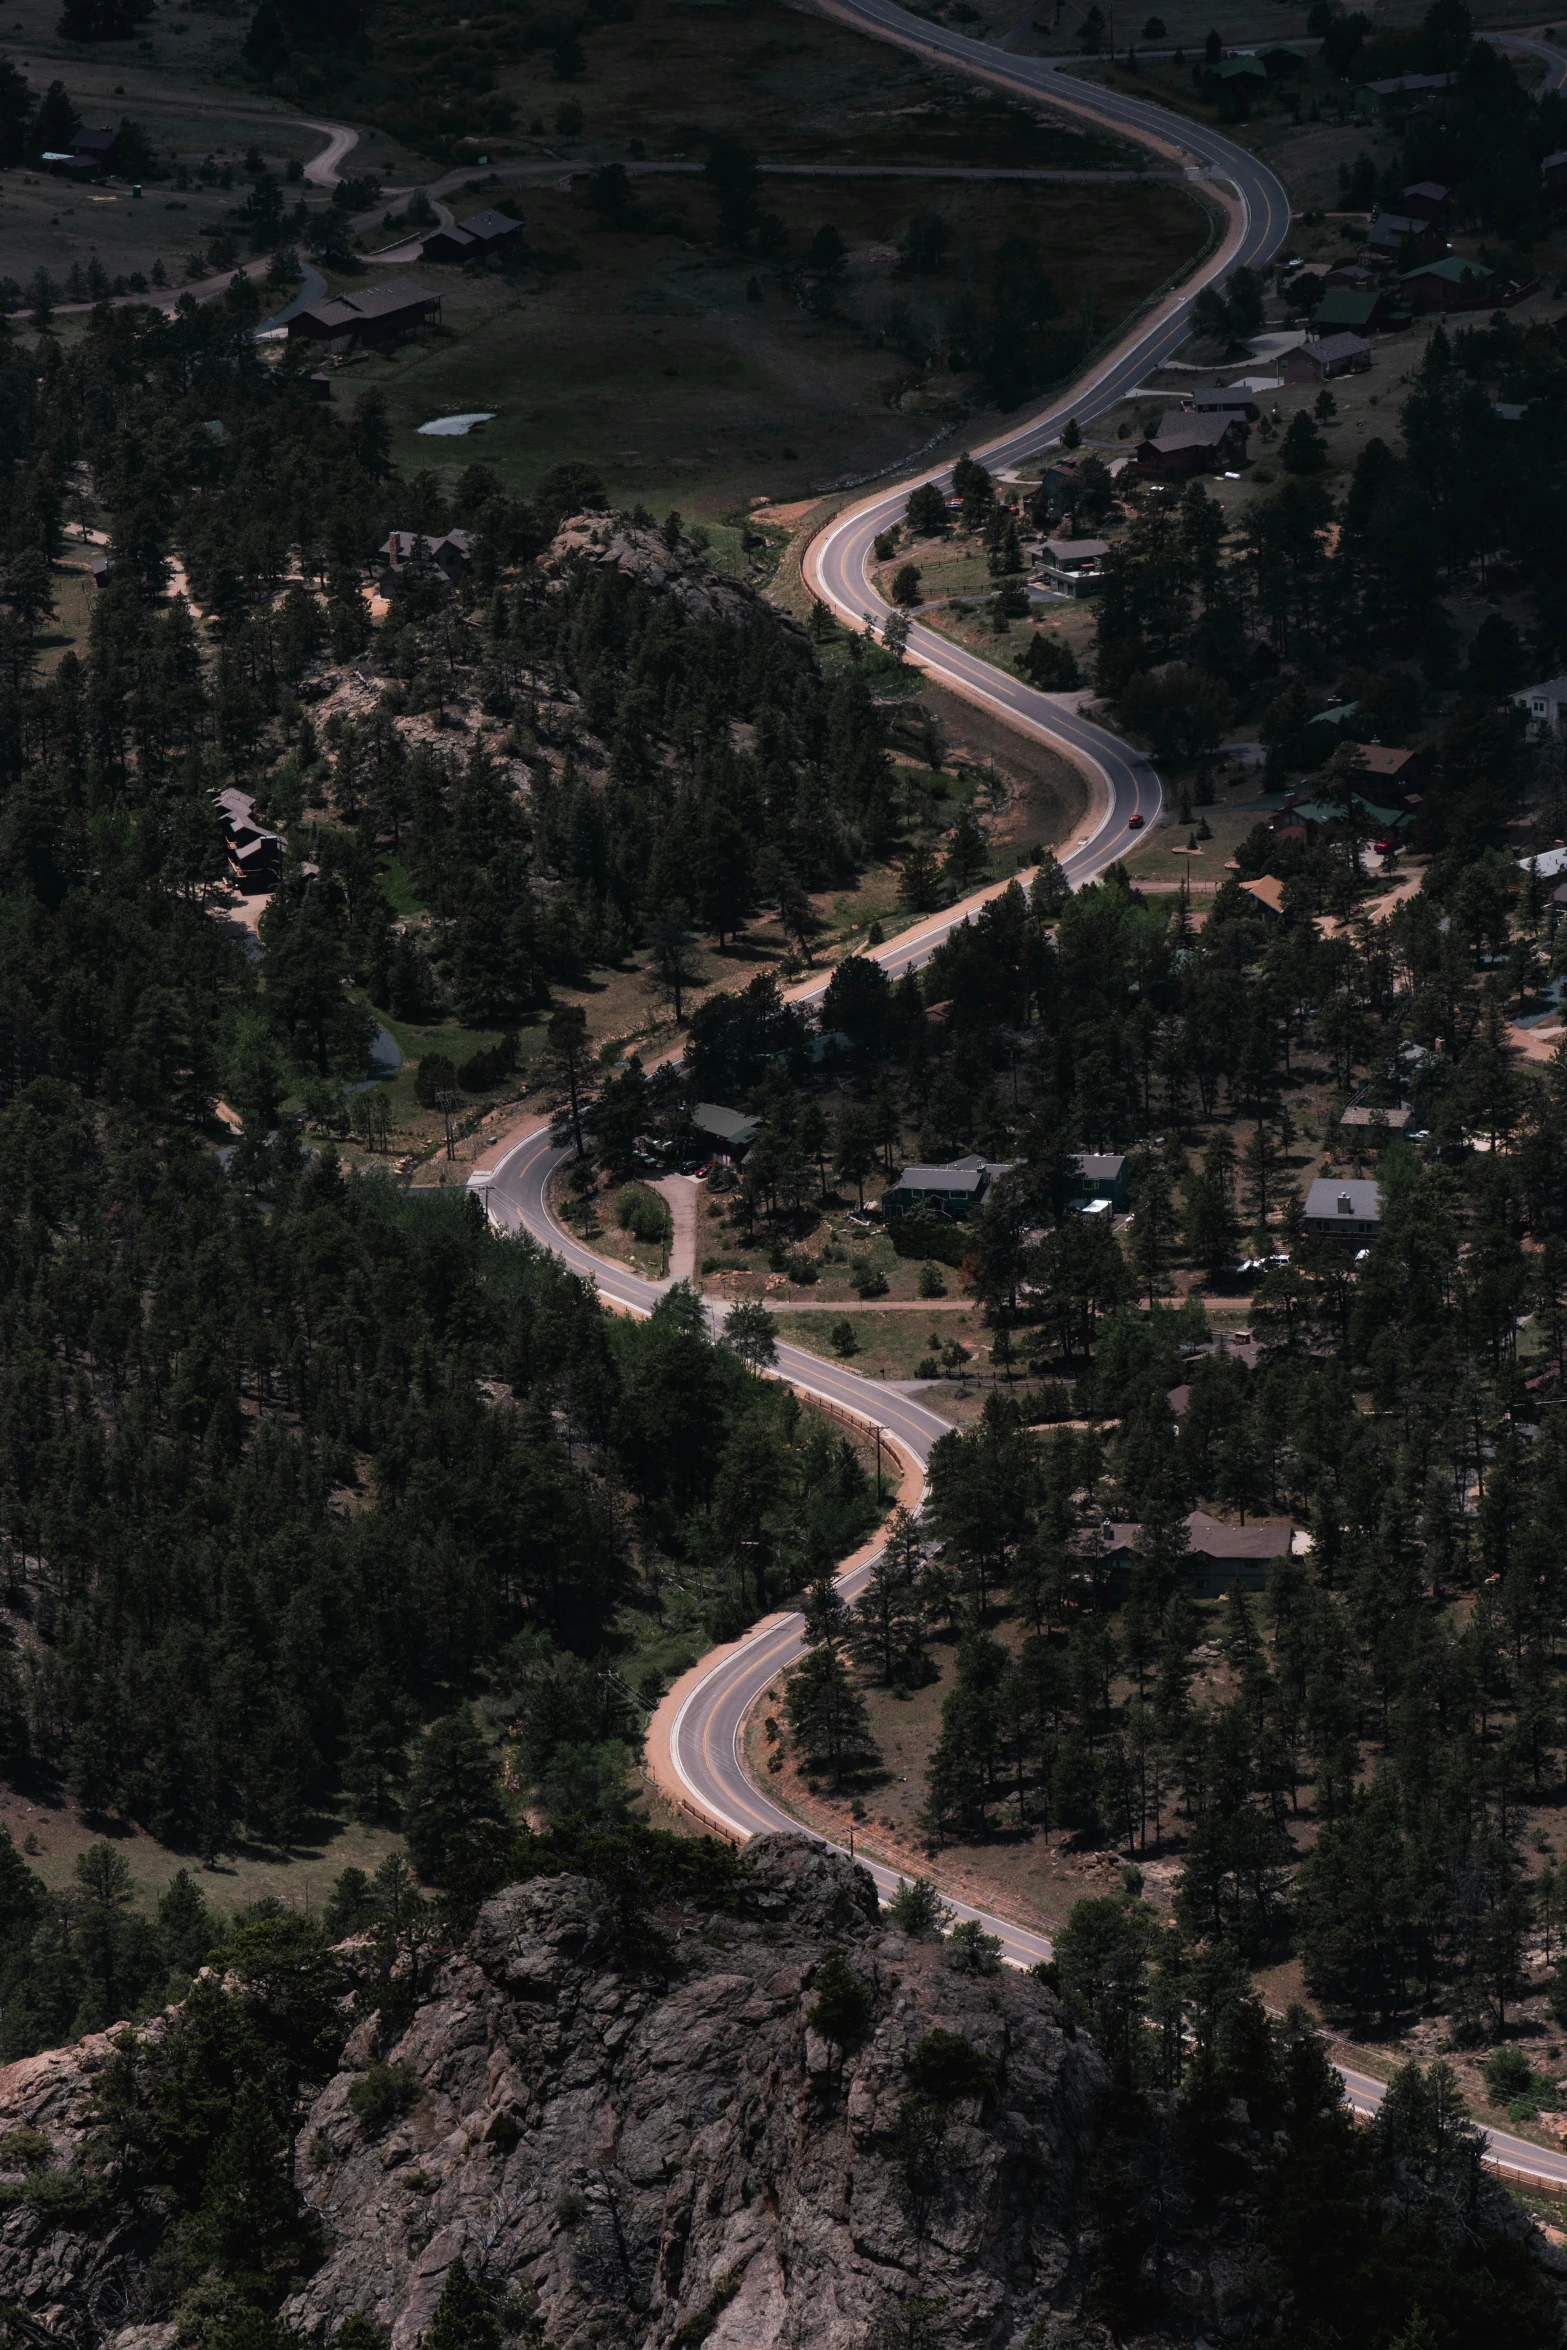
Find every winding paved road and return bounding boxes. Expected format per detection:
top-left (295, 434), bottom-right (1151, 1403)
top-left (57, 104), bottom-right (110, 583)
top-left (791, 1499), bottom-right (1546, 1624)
top-left (465, 9), bottom-right (1567, 2187)
top-left (805, 3), bottom-right (1293, 870)
top-left (475, 1123), bottom-right (1567, 2187)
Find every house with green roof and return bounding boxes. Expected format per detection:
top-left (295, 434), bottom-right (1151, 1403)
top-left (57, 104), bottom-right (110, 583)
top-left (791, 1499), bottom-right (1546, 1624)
top-left (1204, 52), bottom-right (1267, 82)
top-left (1311, 286), bottom-right (1389, 333)
top-left (1399, 254), bottom-right (1493, 312)
top-left (1253, 39), bottom-right (1313, 75)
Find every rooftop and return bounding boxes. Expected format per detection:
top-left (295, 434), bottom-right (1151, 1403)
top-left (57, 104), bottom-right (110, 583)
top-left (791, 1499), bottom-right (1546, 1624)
top-left (461, 207), bottom-right (521, 237)
top-left (888, 1165), bottom-right (989, 1195)
top-left (692, 1102), bottom-right (761, 1148)
top-left (1144, 412), bottom-right (1241, 451)
top-left (297, 281), bottom-right (439, 330)
top-left (1347, 742), bottom-right (1420, 775)
top-left (1400, 255), bottom-right (1485, 284)
top-left (1340, 1105), bottom-right (1413, 1129)
top-left (1304, 1176), bottom-right (1383, 1220)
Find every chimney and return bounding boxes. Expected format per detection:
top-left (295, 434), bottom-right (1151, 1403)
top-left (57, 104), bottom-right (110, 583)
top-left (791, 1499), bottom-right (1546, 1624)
top-left (1337, 1191), bottom-right (1353, 1215)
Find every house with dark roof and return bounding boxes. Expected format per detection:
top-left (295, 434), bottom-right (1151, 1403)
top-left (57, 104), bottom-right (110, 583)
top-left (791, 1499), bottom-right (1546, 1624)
top-left (288, 281), bottom-right (441, 354)
top-left (1400, 180), bottom-right (1451, 223)
top-left (1102, 1510), bottom-right (1298, 1597)
top-left (421, 208), bottom-right (525, 265)
top-left (882, 1163), bottom-right (992, 1220)
top-left (1190, 383), bottom-right (1261, 416)
top-left (1071, 1153), bottom-right (1130, 1208)
top-left (1362, 211), bottom-right (1447, 269)
top-left (1036, 536), bottom-right (1109, 594)
top-left (1136, 409), bottom-right (1248, 478)
top-left (43, 124), bottom-right (116, 176)
top-left (379, 529), bottom-right (474, 590)
top-left (1253, 38), bottom-right (1312, 76)
top-left (1303, 1176), bottom-right (1383, 1238)
top-left (1352, 71), bottom-right (1455, 120)
top-left (1281, 331), bottom-right (1372, 382)
top-left (692, 1103), bottom-right (761, 1158)
top-left (212, 787), bottom-right (285, 896)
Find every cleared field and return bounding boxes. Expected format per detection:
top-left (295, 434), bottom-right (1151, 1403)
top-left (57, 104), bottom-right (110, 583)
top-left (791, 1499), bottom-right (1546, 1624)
top-left (370, 175), bottom-right (1207, 516)
top-left (0, 1780), bottom-right (407, 1921)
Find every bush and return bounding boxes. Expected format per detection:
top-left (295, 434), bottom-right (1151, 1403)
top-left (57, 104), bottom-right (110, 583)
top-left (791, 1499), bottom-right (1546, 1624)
top-left (1028, 1380), bottom-right (1075, 1421)
top-left (0, 2128), bottom-right (52, 2172)
top-left (616, 1182), bottom-right (669, 1246)
top-left (349, 2060), bottom-right (418, 2135)
top-left (887, 1215), bottom-right (967, 1268)
top-left (1017, 632), bottom-right (1080, 691)
top-left (917, 1260), bottom-right (946, 1298)
top-left (831, 1317), bottom-right (859, 1356)
top-left (458, 1032), bottom-right (518, 1089)
top-left (905, 2027), bottom-right (995, 2103)
top-left (22, 2168), bottom-right (104, 2224)
top-left (809, 1950), bottom-right (873, 2047)
top-left (1482, 2046), bottom-right (1536, 2107)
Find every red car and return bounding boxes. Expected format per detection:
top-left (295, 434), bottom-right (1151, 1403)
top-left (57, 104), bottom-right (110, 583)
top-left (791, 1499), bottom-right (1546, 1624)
top-left (1127, 812), bottom-right (1144, 829)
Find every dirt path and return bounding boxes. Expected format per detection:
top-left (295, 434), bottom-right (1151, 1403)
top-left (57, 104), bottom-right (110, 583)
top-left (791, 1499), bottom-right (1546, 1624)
top-left (651, 1174), bottom-right (699, 1283)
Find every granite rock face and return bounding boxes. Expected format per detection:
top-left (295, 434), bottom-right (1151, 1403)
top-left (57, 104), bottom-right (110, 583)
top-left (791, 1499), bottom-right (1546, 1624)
top-left (284, 1836), bottom-right (1104, 2350)
top-left (0, 1840), bottom-right (1105, 2350)
top-left (0, 2019), bottom-right (176, 2350)
top-left (540, 515), bottom-right (796, 631)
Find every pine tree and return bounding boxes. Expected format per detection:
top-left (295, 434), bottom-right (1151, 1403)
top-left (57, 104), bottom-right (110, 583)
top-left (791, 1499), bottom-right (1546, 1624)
top-left (403, 1712), bottom-right (507, 1887)
top-left (785, 1644), bottom-right (875, 1786)
top-left (424, 2259), bottom-right (500, 2350)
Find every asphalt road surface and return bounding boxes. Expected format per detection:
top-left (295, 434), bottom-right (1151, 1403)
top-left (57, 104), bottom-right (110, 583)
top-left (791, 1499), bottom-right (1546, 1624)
top-left (805, 0), bottom-right (1294, 880)
top-left (471, 20), bottom-right (1567, 2183)
top-left (476, 1121), bottom-right (1567, 2185)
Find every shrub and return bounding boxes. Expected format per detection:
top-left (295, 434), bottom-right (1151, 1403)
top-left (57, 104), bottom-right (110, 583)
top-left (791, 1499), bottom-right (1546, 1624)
top-left (831, 1317), bottom-right (859, 1356)
top-left (616, 1182), bottom-right (669, 1246)
top-left (1482, 2046), bottom-right (1535, 2107)
top-left (905, 2027), bottom-right (995, 2103)
top-left (22, 2168), bottom-right (104, 2224)
top-left (809, 1950), bottom-right (873, 2048)
top-left (458, 1032), bottom-right (518, 1089)
top-left (0, 2127), bottom-right (52, 2171)
top-left (917, 1260), bottom-right (946, 1298)
top-left (887, 1216), bottom-right (967, 1268)
top-left (348, 2060), bottom-right (418, 2135)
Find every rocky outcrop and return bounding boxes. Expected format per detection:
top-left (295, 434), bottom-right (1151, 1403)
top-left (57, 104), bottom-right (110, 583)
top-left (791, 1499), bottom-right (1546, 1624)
top-left (540, 515), bottom-right (792, 631)
top-left (0, 2021), bottom-right (174, 2350)
top-left (0, 1841), bottom-right (1105, 2350)
top-left (285, 1837), bottom-right (1103, 2350)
